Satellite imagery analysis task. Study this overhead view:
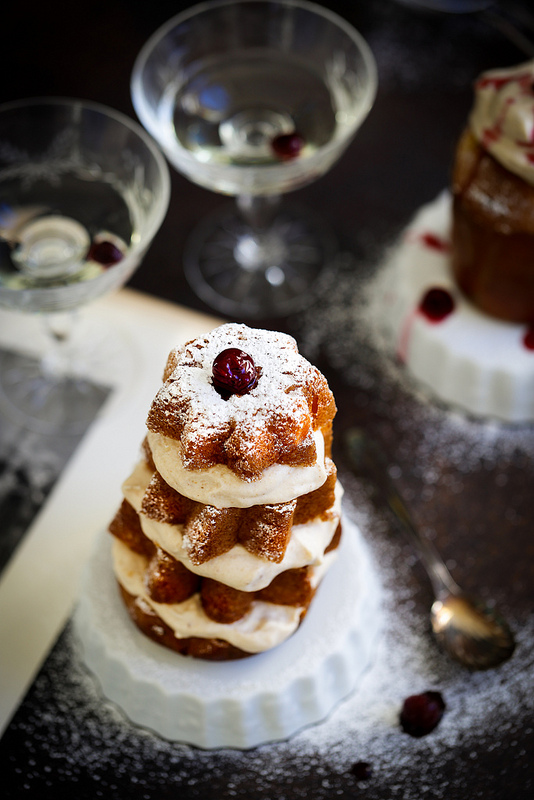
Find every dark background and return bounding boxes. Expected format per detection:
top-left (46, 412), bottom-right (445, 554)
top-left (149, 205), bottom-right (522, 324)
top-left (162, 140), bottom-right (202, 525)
top-left (2, 0), bottom-right (524, 320)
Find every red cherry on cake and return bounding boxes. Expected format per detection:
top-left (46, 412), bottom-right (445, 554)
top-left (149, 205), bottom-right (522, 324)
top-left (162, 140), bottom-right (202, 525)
top-left (400, 690), bottom-right (446, 737)
top-left (419, 287), bottom-right (455, 322)
top-left (212, 348), bottom-right (259, 397)
top-left (87, 239), bottom-right (124, 267)
top-left (271, 131), bottom-right (305, 161)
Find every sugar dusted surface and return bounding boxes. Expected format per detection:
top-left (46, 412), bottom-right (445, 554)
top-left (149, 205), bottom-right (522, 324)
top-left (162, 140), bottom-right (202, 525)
top-left (147, 428), bottom-right (327, 507)
top-left (147, 323), bottom-right (334, 478)
top-left (123, 459), bottom-right (342, 591)
top-left (9, 495), bottom-right (533, 797)
top-left (5, 215), bottom-right (534, 796)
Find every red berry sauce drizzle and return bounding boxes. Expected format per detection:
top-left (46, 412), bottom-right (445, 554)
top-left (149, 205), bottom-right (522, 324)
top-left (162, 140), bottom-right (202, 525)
top-left (419, 232), bottom-right (450, 253)
top-left (397, 287), bottom-right (455, 363)
top-left (400, 691), bottom-right (446, 737)
top-left (212, 348), bottom-right (259, 399)
top-left (271, 131), bottom-right (305, 161)
top-left (476, 71), bottom-right (533, 149)
top-left (396, 228), bottom-right (454, 361)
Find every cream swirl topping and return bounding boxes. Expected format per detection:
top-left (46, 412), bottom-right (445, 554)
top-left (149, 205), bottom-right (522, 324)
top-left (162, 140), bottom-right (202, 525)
top-left (469, 59), bottom-right (534, 185)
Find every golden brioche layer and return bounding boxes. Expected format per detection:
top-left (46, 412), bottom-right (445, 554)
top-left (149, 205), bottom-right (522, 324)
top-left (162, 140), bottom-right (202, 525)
top-left (110, 513), bottom-right (341, 625)
top-left (138, 448), bottom-right (337, 565)
top-left (118, 584), bottom-right (253, 661)
top-left (146, 324), bottom-right (336, 479)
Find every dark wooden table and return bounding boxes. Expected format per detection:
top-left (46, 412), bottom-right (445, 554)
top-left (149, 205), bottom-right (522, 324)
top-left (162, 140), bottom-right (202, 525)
top-left (1, 1), bottom-right (533, 798)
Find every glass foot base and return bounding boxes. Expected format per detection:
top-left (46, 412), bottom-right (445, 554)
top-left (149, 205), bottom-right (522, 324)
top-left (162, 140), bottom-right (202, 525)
top-left (183, 202), bottom-right (337, 318)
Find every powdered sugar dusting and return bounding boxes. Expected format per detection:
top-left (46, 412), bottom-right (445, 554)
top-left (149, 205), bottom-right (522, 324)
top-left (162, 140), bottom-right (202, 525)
top-left (155, 324), bottom-right (312, 425)
top-left (146, 323), bottom-right (334, 478)
top-left (7, 491), bottom-right (533, 798)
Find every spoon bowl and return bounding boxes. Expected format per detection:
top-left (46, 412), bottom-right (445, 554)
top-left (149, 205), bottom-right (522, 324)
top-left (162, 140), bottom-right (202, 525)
top-left (345, 427), bottom-right (516, 670)
top-left (431, 592), bottom-right (515, 670)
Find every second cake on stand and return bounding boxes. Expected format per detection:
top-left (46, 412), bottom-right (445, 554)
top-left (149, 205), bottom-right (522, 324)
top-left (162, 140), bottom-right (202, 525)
top-left (374, 59), bottom-right (534, 423)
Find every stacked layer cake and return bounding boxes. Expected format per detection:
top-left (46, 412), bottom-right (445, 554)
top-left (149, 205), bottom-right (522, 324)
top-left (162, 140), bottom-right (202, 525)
top-left (108, 323), bottom-right (343, 660)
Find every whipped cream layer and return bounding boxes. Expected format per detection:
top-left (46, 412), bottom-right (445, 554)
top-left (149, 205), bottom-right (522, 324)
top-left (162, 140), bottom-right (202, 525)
top-left (112, 539), bottom-right (305, 654)
top-left (122, 460), bottom-right (342, 591)
top-left (147, 428), bottom-right (327, 507)
top-left (470, 59), bottom-right (534, 185)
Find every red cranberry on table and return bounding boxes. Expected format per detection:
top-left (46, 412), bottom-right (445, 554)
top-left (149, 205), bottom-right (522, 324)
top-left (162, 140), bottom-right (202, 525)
top-left (271, 131), bottom-right (305, 161)
top-left (87, 239), bottom-right (124, 267)
top-left (350, 761), bottom-right (373, 781)
top-left (419, 287), bottom-right (455, 322)
top-left (212, 348), bottom-right (259, 398)
top-left (400, 690), bottom-right (446, 737)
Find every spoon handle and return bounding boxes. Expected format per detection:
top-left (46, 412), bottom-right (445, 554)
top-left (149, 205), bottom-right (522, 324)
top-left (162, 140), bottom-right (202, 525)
top-left (345, 429), bottom-right (459, 600)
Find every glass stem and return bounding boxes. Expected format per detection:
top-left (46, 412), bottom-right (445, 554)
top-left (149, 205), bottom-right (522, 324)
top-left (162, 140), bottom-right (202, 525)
top-left (40, 311), bottom-right (78, 381)
top-left (233, 194), bottom-right (287, 275)
top-left (236, 194), bottom-right (281, 232)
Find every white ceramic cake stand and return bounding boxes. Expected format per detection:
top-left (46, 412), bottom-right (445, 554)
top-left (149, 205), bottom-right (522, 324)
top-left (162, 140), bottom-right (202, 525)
top-left (374, 191), bottom-right (534, 423)
top-left (74, 517), bottom-right (382, 749)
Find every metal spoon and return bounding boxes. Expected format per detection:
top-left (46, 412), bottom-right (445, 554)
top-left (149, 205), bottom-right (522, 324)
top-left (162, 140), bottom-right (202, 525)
top-left (345, 428), bottom-right (516, 670)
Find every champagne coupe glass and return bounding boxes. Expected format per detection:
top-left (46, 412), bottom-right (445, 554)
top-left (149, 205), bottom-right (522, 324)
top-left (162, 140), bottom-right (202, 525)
top-left (0, 98), bottom-right (170, 433)
top-left (131, 0), bottom-right (377, 318)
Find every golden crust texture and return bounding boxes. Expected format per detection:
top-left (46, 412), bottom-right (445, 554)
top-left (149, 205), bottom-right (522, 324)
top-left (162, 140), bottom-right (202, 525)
top-left (140, 457), bottom-right (337, 565)
top-left (110, 323), bottom-right (342, 661)
top-left (111, 516), bottom-right (340, 620)
top-left (146, 324), bottom-right (336, 479)
top-left (112, 519), bottom-right (342, 659)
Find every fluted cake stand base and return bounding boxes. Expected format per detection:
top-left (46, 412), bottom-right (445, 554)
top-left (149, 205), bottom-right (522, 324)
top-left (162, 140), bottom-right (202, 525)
top-left (73, 517), bottom-right (382, 749)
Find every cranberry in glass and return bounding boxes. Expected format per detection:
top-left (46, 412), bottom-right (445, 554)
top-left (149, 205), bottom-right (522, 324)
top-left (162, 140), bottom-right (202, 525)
top-left (212, 348), bottom-right (258, 397)
top-left (87, 239), bottom-right (124, 267)
top-left (419, 287), bottom-right (455, 322)
top-left (400, 690), bottom-right (446, 737)
top-left (271, 131), bottom-right (305, 161)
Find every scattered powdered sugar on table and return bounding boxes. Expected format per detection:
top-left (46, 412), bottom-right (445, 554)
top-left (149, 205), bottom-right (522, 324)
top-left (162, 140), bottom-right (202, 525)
top-left (9, 486), bottom-right (533, 799)
top-left (297, 247), bottom-right (534, 471)
top-left (7, 256), bottom-right (534, 798)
